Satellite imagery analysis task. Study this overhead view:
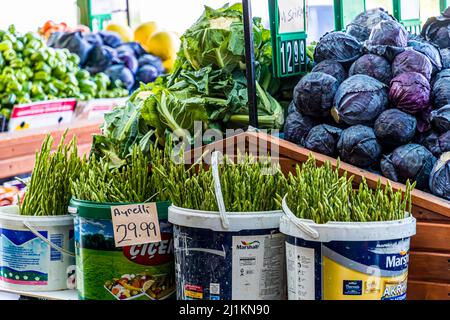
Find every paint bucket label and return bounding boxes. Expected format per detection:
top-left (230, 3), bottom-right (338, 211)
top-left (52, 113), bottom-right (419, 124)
top-left (0, 228), bottom-right (50, 285)
top-left (286, 236), bottom-right (411, 300)
top-left (75, 217), bottom-right (175, 300)
top-left (174, 226), bottom-right (286, 300)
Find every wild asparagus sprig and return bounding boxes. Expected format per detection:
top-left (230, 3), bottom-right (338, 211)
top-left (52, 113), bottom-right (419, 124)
top-left (20, 132), bottom-right (84, 216)
top-left (284, 155), bottom-right (416, 223)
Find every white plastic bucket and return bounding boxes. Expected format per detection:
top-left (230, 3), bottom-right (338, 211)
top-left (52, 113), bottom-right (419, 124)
top-left (169, 206), bottom-right (286, 301)
top-left (0, 206), bottom-right (75, 292)
top-left (280, 198), bottom-right (417, 300)
top-left (168, 151), bottom-right (286, 300)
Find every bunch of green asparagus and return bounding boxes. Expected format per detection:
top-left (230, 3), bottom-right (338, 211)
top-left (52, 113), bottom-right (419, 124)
top-left (20, 133), bottom-right (84, 216)
top-left (284, 156), bottom-right (415, 223)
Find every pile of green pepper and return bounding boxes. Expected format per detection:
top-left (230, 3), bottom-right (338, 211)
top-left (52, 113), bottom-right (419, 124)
top-left (0, 25), bottom-right (129, 121)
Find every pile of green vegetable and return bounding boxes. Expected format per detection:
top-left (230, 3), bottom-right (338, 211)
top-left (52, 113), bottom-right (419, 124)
top-left (19, 132), bottom-right (84, 216)
top-left (71, 144), bottom-right (170, 203)
top-left (154, 152), bottom-right (287, 212)
top-left (92, 3), bottom-right (285, 162)
top-left (0, 25), bottom-right (129, 121)
top-left (284, 156), bottom-right (415, 224)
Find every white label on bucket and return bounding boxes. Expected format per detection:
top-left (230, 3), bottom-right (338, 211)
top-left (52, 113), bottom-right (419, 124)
top-left (286, 242), bottom-right (315, 300)
top-left (231, 233), bottom-right (285, 300)
top-left (0, 228), bottom-right (49, 286)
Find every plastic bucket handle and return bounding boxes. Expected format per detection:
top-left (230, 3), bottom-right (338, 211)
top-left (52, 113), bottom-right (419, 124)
top-left (282, 195), bottom-right (320, 240)
top-left (22, 221), bottom-right (75, 257)
top-left (212, 151), bottom-right (230, 230)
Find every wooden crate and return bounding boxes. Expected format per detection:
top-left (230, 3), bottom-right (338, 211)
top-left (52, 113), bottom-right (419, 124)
top-left (0, 120), bottom-right (102, 179)
top-left (189, 131), bottom-right (450, 300)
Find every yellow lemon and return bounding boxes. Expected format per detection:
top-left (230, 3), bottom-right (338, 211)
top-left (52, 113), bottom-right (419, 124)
top-left (105, 24), bottom-right (133, 42)
top-left (134, 22), bottom-right (158, 47)
top-left (163, 56), bottom-right (177, 73)
top-left (146, 31), bottom-right (180, 61)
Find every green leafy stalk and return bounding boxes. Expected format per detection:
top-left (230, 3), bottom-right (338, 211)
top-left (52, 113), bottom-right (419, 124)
top-left (19, 132), bottom-right (84, 216)
top-left (283, 155), bottom-right (416, 223)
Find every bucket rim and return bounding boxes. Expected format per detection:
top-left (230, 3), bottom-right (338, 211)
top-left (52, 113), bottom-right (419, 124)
top-left (169, 204), bottom-right (283, 216)
top-left (168, 205), bottom-right (283, 232)
top-left (279, 214), bottom-right (417, 242)
top-left (0, 205), bottom-right (74, 222)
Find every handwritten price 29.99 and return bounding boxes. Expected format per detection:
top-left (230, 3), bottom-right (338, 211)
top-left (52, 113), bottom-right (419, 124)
top-left (116, 222), bottom-right (158, 245)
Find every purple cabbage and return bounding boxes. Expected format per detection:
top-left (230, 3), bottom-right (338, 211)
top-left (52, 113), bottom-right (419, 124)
top-left (312, 60), bottom-right (347, 84)
top-left (381, 144), bottom-right (437, 189)
top-left (314, 32), bottom-right (362, 66)
top-left (84, 45), bottom-right (119, 74)
top-left (293, 72), bottom-right (340, 118)
top-left (332, 75), bottom-right (388, 126)
top-left (432, 70), bottom-right (450, 109)
top-left (429, 152), bottom-right (450, 200)
top-left (374, 109), bottom-right (417, 149)
top-left (136, 65), bottom-right (159, 85)
top-left (422, 13), bottom-right (450, 49)
top-left (421, 131), bottom-right (450, 157)
top-left (118, 52), bottom-right (139, 75)
top-left (303, 124), bottom-right (342, 157)
top-left (349, 54), bottom-right (392, 85)
top-left (337, 125), bottom-right (382, 168)
top-left (440, 49), bottom-right (450, 68)
top-left (389, 72), bottom-right (431, 115)
top-left (138, 54), bottom-right (165, 74)
top-left (98, 31), bottom-right (123, 48)
top-left (346, 8), bottom-right (395, 42)
top-left (408, 39), bottom-right (443, 75)
top-left (431, 105), bottom-right (450, 133)
top-left (284, 102), bottom-right (318, 146)
top-left (368, 20), bottom-right (408, 47)
top-left (392, 49), bottom-right (433, 81)
top-left (105, 65), bottom-right (135, 91)
top-left (53, 31), bottom-right (93, 66)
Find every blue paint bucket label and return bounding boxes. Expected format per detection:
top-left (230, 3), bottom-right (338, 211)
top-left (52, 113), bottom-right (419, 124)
top-left (174, 225), bottom-right (286, 300)
top-left (286, 236), bottom-right (411, 300)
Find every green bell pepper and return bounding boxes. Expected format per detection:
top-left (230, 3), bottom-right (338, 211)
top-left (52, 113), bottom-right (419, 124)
top-left (76, 69), bottom-right (90, 81)
top-left (0, 40), bottom-right (13, 52)
top-left (35, 61), bottom-right (52, 74)
top-left (33, 71), bottom-right (50, 82)
top-left (31, 82), bottom-right (44, 96)
top-left (64, 73), bottom-right (78, 87)
top-left (2, 93), bottom-right (17, 105)
top-left (3, 49), bottom-right (16, 61)
top-left (31, 50), bottom-right (49, 62)
top-left (51, 79), bottom-right (66, 91)
top-left (13, 40), bottom-right (24, 52)
top-left (23, 67), bottom-right (33, 79)
top-left (10, 58), bottom-right (24, 69)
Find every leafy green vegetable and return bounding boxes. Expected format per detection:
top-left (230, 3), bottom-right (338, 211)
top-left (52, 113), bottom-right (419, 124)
top-left (94, 3), bottom-right (283, 160)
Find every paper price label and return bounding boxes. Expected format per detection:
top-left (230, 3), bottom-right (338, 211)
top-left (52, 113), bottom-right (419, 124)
top-left (278, 0), bottom-right (305, 34)
top-left (111, 203), bottom-right (161, 248)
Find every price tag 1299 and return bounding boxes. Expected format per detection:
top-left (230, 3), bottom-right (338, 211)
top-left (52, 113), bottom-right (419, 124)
top-left (111, 203), bottom-right (161, 248)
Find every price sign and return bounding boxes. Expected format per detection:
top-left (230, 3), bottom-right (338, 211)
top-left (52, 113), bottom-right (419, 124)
top-left (111, 203), bottom-right (161, 248)
top-left (269, 0), bottom-right (308, 78)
